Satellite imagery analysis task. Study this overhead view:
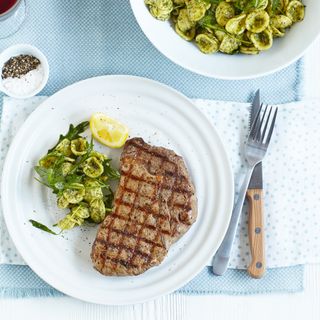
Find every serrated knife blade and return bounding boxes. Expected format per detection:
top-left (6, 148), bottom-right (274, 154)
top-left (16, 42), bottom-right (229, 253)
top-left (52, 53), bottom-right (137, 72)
top-left (248, 90), bottom-right (263, 189)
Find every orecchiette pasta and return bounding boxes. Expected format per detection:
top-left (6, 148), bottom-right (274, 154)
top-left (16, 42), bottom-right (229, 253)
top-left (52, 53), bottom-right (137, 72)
top-left (89, 150), bottom-right (107, 162)
top-left (286, 0), bottom-right (305, 22)
top-left (175, 23), bottom-right (196, 40)
top-left (35, 121), bottom-right (120, 232)
top-left (145, 0), bottom-right (305, 55)
top-left (39, 154), bottom-right (58, 168)
top-left (250, 28), bottom-right (273, 50)
top-left (225, 14), bottom-right (246, 35)
top-left (215, 30), bottom-right (227, 42)
top-left (246, 10), bottom-right (270, 33)
top-left (57, 195), bottom-right (69, 209)
top-left (177, 8), bottom-right (195, 32)
top-left (83, 156), bottom-right (104, 178)
top-left (61, 162), bottom-right (73, 176)
top-left (219, 35), bottom-right (240, 53)
top-left (57, 204), bottom-right (90, 230)
top-left (144, 0), bottom-right (173, 21)
top-left (90, 198), bottom-right (106, 223)
top-left (84, 180), bottom-right (104, 202)
top-left (63, 183), bottom-right (86, 204)
top-left (196, 33), bottom-right (219, 53)
top-left (173, 0), bottom-right (185, 4)
top-left (55, 138), bottom-right (72, 157)
top-left (270, 25), bottom-right (285, 38)
top-left (239, 45), bottom-right (259, 54)
top-left (70, 138), bottom-right (88, 156)
top-left (185, 0), bottom-right (210, 22)
top-left (270, 15), bottom-right (292, 29)
top-left (215, 1), bottom-right (235, 27)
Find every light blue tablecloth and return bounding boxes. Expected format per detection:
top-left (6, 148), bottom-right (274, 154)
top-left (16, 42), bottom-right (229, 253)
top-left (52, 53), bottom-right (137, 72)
top-left (0, 0), bottom-right (305, 298)
top-left (0, 265), bottom-right (303, 298)
top-left (0, 1), bottom-right (304, 103)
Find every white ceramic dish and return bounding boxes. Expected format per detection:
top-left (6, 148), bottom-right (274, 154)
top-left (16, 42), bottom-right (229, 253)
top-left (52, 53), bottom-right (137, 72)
top-left (130, 0), bottom-right (320, 79)
top-left (2, 75), bottom-right (233, 305)
top-left (0, 44), bottom-right (49, 98)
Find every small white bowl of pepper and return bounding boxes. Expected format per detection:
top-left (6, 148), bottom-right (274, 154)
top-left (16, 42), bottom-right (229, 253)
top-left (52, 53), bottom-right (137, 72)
top-left (0, 44), bottom-right (49, 99)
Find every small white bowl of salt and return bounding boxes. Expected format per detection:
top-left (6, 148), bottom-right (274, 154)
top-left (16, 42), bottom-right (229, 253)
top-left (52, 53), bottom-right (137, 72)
top-left (0, 44), bottom-right (49, 99)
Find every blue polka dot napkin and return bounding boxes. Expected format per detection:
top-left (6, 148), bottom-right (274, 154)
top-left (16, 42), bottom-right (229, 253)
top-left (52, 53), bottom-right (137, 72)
top-left (1, 98), bottom-right (319, 269)
top-left (196, 99), bottom-right (320, 269)
top-left (2, 96), bottom-right (319, 297)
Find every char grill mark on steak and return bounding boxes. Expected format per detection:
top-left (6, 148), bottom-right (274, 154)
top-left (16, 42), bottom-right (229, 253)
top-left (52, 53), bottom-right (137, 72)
top-left (91, 137), bottom-right (197, 276)
top-left (105, 145), bottom-right (150, 272)
top-left (100, 141), bottom-right (164, 274)
top-left (119, 173), bottom-right (193, 196)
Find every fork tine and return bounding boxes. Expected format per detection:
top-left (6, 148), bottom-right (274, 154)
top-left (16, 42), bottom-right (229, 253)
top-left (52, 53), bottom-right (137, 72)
top-left (256, 103), bottom-right (263, 140)
top-left (265, 107), bottom-right (278, 145)
top-left (254, 104), bottom-right (268, 140)
top-left (261, 106), bottom-right (273, 142)
top-left (249, 103), bottom-right (263, 139)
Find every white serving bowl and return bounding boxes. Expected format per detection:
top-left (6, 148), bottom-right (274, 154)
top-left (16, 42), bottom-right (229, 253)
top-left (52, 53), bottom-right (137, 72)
top-left (130, 0), bottom-right (320, 79)
top-left (0, 44), bottom-right (49, 98)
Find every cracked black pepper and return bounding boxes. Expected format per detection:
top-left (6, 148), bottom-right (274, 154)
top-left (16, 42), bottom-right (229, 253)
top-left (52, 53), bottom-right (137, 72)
top-left (1, 54), bottom-right (41, 79)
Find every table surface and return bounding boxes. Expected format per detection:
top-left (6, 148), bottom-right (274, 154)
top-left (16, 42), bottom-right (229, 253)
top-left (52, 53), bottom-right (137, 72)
top-left (0, 264), bottom-right (319, 320)
top-left (1, 29), bottom-right (320, 320)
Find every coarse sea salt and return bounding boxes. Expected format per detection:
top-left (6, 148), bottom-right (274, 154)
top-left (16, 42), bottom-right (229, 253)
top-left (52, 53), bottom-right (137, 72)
top-left (2, 64), bottom-right (44, 96)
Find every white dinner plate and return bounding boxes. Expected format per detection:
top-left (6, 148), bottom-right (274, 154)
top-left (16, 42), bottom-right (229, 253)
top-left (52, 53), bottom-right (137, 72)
top-left (2, 75), bottom-right (233, 305)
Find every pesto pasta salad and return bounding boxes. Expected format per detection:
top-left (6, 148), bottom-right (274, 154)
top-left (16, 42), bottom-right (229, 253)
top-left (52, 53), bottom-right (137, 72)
top-left (34, 121), bottom-right (120, 231)
top-left (145, 0), bottom-right (305, 55)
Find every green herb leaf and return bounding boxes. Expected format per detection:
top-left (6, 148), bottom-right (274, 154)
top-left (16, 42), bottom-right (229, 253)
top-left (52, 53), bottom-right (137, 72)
top-left (67, 138), bottom-right (94, 175)
top-left (235, 0), bottom-right (267, 11)
top-left (34, 166), bottom-right (61, 194)
top-left (29, 219), bottom-right (58, 235)
top-left (65, 174), bottom-right (83, 185)
top-left (271, 0), bottom-right (280, 12)
top-left (203, 0), bottom-right (222, 4)
top-left (197, 19), bottom-right (252, 45)
top-left (102, 159), bottom-right (120, 180)
top-left (48, 121), bottom-right (89, 153)
top-left (103, 186), bottom-right (114, 211)
top-left (198, 12), bottom-right (216, 27)
top-left (34, 156), bottom-right (66, 194)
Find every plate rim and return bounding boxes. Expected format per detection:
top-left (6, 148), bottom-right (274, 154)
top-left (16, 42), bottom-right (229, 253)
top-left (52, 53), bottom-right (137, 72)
top-left (1, 75), bottom-right (234, 304)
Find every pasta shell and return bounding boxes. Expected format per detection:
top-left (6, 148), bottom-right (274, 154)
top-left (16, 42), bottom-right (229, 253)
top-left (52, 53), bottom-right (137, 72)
top-left (196, 33), bottom-right (219, 54)
top-left (246, 10), bottom-right (270, 33)
top-left (225, 14), bottom-right (246, 35)
top-left (215, 1), bottom-right (235, 27)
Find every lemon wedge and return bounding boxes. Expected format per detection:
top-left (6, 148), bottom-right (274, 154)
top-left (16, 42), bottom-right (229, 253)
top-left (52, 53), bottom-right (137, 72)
top-left (90, 113), bottom-right (129, 148)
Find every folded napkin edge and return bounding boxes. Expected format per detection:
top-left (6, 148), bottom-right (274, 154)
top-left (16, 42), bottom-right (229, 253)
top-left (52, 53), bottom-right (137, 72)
top-left (177, 286), bottom-right (304, 296)
top-left (192, 98), bottom-right (320, 107)
top-left (0, 287), bottom-right (64, 299)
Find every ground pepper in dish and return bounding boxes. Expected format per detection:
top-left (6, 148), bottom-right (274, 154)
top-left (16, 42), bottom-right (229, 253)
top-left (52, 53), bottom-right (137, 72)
top-left (1, 54), bottom-right (41, 79)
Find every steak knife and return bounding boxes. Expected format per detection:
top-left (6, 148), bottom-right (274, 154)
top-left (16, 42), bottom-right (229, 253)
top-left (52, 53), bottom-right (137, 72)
top-left (246, 90), bottom-right (266, 278)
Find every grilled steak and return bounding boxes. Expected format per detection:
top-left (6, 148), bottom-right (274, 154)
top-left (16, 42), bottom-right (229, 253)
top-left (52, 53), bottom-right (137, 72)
top-left (91, 137), bottom-right (197, 276)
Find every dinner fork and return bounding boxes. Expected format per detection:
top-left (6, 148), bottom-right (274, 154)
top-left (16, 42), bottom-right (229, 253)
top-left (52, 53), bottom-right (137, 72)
top-left (212, 104), bottom-right (278, 276)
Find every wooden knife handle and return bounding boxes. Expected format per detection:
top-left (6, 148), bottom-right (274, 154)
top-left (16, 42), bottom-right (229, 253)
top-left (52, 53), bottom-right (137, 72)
top-left (246, 189), bottom-right (266, 278)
